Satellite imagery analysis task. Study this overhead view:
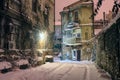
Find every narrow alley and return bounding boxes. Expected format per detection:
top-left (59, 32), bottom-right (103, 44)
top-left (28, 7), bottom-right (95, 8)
top-left (0, 0), bottom-right (120, 80)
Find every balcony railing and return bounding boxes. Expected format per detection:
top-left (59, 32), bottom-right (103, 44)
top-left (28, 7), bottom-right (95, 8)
top-left (63, 36), bottom-right (81, 44)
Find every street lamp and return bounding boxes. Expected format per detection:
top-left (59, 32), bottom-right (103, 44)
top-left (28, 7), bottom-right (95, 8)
top-left (39, 32), bottom-right (47, 51)
top-left (39, 32), bottom-right (45, 40)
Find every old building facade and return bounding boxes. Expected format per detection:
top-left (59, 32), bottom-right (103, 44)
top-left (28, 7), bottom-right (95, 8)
top-left (0, 0), bottom-right (54, 65)
top-left (60, 0), bottom-right (94, 60)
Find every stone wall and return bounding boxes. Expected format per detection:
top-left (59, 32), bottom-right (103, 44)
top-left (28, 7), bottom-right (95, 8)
top-left (95, 15), bottom-right (120, 80)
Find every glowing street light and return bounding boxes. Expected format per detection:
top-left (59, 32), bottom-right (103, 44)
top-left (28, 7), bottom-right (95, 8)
top-left (39, 32), bottom-right (45, 40)
top-left (39, 31), bottom-right (48, 50)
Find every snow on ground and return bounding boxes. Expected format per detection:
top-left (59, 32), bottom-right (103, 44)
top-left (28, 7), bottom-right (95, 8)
top-left (0, 60), bottom-right (111, 80)
top-left (0, 56), bottom-right (111, 80)
top-left (53, 56), bottom-right (93, 64)
top-left (54, 59), bottom-right (93, 64)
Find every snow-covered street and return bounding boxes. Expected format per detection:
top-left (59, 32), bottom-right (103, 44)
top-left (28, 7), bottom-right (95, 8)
top-left (0, 61), bottom-right (111, 80)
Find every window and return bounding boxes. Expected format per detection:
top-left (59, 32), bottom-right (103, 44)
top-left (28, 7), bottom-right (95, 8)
top-left (76, 33), bottom-right (81, 38)
top-left (9, 42), bottom-right (14, 49)
top-left (0, 0), bottom-right (5, 9)
top-left (73, 51), bottom-right (76, 56)
top-left (66, 30), bottom-right (72, 37)
top-left (74, 11), bottom-right (79, 22)
top-left (13, 0), bottom-right (21, 12)
top-left (10, 34), bottom-right (14, 41)
top-left (43, 5), bottom-right (49, 27)
top-left (68, 11), bottom-right (72, 22)
top-left (32, 0), bottom-right (37, 13)
top-left (85, 32), bottom-right (88, 40)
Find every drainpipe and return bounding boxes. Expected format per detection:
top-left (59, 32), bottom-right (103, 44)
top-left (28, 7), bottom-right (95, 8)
top-left (91, 0), bottom-right (94, 37)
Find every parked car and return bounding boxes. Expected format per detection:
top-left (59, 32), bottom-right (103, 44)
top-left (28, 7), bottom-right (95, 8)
top-left (44, 55), bottom-right (53, 63)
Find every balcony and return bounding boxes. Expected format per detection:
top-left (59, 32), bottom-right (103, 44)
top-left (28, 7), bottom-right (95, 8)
top-left (63, 37), bottom-right (75, 44)
top-left (63, 36), bottom-right (81, 45)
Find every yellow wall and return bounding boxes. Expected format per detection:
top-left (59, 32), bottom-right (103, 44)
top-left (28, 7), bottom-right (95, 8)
top-left (81, 26), bottom-right (93, 40)
top-left (79, 6), bottom-right (92, 24)
top-left (78, 5), bottom-right (93, 40)
top-left (61, 2), bottom-right (94, 60)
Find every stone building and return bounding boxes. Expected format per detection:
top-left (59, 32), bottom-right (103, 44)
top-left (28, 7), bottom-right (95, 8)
top-left (60, 0), bottom-right (94, 60)
top-left (0, 0), bottom-right (54, 65)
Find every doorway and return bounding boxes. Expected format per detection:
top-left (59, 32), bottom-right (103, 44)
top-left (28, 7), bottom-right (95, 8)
top-left (77, 50), bottom-right (81, 61)
top-left (72, 49), bottom-right (81, 61)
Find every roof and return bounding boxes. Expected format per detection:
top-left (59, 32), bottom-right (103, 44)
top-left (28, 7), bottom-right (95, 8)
top-left (63, 0), bottom-right (92, 10)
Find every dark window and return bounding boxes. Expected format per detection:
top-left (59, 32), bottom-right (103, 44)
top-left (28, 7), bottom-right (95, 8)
top-left (43, 5), bottom-right (49, 27)
top-left (85, 32), bottom-right (88, 40)
top-left (77, 33), bottom-right (81, 38)
top-left (73, 51), bottom-right (76, 56)
top-left (13, 0), bottom-right (22, 12)
top-left (74, 11), bottom-right (79, 22)
top-left (4, 42), bottom-right (9, 49)
top-left (0, 0), bottom-right (5, 9)
top-left (9, 43), bottom-right (13, 49)
top-left (32, 0), bottom-right (37, 13)
top-left (67, 12), bottom-right (70, 21)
